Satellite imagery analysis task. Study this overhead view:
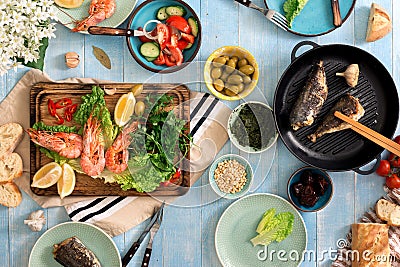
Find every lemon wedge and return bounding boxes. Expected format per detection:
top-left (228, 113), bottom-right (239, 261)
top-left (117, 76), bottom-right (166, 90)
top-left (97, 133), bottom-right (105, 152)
top-left (32, 162), bottom-right (62, 188)
top-left (114, 92), bottom-right (136, 127)
top-left (57, 163), bottom-right (76, 199)
top-left (54, 0), bottom-right (85, 9)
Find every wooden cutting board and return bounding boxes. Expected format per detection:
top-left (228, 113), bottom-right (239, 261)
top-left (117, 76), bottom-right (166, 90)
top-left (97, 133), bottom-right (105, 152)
top-left (30, 82), bottom-right (190, 196)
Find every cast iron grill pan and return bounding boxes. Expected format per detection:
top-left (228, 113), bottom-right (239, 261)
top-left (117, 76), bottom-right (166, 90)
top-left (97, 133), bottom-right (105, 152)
top-left (274, 41), bottom-right (399, 173)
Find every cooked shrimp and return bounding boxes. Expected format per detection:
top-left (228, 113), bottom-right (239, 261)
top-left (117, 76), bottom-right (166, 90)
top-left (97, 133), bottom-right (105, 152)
top-left (80, 114), bottom-right (105, 176)
top-left (105, 121), bottom-right (138, 174)
top-left (72, 0), bottom-right (116, 32)
top-left (27, 129), bottom-right (82, 159)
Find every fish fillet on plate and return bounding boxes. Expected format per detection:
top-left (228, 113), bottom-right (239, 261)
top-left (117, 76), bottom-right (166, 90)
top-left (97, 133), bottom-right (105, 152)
top-left (290, 60), bottom-right (329, 131)
top-left (308, 94), bottom-right (365, 142)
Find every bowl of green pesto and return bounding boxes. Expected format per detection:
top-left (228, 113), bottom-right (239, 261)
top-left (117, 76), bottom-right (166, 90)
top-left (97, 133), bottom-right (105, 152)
top-left (228, 101), bottom-right (278, 153)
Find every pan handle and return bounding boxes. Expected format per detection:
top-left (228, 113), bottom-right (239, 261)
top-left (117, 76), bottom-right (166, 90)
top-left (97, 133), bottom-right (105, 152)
top-left (291, 41), bottom-right (320, 62)
top-left (352, 154), bottom-right (381, 175)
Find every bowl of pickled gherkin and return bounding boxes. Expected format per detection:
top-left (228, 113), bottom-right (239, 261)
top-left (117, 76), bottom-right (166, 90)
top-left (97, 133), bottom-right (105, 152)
top-left (204, 46), bottom-right (259, 100)
top-left (228, 101), bottom-right (278, 153)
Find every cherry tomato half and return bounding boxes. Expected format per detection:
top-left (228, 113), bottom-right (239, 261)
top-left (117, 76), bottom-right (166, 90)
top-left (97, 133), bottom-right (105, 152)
top-left (156, 24), bottom-right (170, 50)
top-left (376, 160), bottom-right (391, 177)
top-left (386, 174), bottom-right (400, 189)
top-left (48, 99), bottom-right (56, 117)
top-left (55, 98), bottom-right (72, 109)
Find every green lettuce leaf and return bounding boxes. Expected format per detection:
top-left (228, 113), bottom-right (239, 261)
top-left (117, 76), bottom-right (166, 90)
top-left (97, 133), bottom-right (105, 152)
top-left (256, 208), bottom-right (276, 233)
top-left (32, 121), bottom-right (78, 133)
top-left (283, 0), bottom-right (310, 27)
top-left (250, 210), bottom-right (294, 246)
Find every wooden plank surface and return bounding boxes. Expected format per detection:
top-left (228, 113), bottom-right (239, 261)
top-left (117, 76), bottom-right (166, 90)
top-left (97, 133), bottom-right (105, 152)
top-left (0, 0), bottom-right (399, 266)
top-left (30, 82), bottom-right (190, 196)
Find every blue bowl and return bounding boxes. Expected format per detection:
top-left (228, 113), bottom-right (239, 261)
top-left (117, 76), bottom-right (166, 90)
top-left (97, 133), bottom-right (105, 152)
top-left (209, 154), bottom-right (253, 200)
top-left (127, 0), bottom-right (201, 73)
top-left (287, 167), bottom-right (333, 212)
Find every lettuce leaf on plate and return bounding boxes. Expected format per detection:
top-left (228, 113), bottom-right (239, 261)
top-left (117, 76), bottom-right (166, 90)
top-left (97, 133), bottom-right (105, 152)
top-left (283, 0), bottom-right (310, 28)
top-left (250, 209), bottom-right (294, 246)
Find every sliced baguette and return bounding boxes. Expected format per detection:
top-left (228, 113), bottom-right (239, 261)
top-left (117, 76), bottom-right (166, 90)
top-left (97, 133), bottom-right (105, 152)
top-left (376, 199), bottom-right (397, 221)
top-left (0, 123), bottom-right (23, 160)
top-left (0, 182), bottom-right (22, 207)
top-left (0, 153), bottom-right (23, 183)
top-left (366, 3), bottom-right (392, 42)
top-left (389, 206), bottom-right (400, 227)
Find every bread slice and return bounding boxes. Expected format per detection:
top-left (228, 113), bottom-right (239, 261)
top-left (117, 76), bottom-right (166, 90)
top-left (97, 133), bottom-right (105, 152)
top-left (0, 123), bottom-right (23, 160)
top-left (388, 206), bottom-right (400, 226)
top-left (351, 223), bottom-right (390, 267)
top-left (0, 182), bottom-right (22, 207)
top-left (376, 199), bottom-right (397, 221)
top-left (0, 153), bottom-right (23, 183)
top-left (366, 3), bottom-right (392, 42)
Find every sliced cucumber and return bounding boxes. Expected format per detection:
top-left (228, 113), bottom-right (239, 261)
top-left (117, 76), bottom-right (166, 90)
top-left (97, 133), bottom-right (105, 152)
top-left (185, 42), bottom-right (193, 50)
top-left (156, 7), bottom-right (168, 20)
top-left (140, 42), bottom-right (160, 58)
top-left (145, 56), bottom-right (158, 62)
top-left (165, 5), bottom-right (186, 17)
top-left (188, 17), bottom-right (199, 37)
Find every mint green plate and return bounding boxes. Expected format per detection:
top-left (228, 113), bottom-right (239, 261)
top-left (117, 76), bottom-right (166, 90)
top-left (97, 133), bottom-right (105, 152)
top-left (29, 222), bottom-right (121, 267)
top-left (55, 0), bottom-right (138, 33)
top-left (215, 193), bottom-right (307, 267)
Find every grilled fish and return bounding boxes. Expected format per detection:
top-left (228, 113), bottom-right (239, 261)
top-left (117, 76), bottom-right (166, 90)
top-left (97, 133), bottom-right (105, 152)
top-left (308, 94), bottom-right (365, 142)
top-left (53, 236), bottom-right (102, 267)
top-left (290, 60), bottom-right (329, 131)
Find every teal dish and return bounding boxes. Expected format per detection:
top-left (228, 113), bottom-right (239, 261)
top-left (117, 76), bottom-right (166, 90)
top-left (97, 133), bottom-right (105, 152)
top-left (29, 222), bottom-right (121, 267)
top-left (127, 0), bottom-right (201, 73)
top-left (264, 0), bottom-right (356, 36)
top-left (287, 167), bottom-right (333, 212)
top-left (215, 193), bottom-right (307, 267)
top-left (209, 154), bottom-right (253, 199)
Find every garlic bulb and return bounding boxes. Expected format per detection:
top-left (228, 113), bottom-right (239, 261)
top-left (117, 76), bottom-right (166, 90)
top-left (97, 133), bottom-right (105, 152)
top-left (24, 210), bottom-right (46, 232)
top-left (336, 64), bottom-right (359, 87)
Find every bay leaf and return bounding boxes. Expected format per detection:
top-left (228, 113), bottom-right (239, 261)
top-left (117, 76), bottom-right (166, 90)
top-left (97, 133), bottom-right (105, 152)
top-left (92, 45), bottom-right (111, 69)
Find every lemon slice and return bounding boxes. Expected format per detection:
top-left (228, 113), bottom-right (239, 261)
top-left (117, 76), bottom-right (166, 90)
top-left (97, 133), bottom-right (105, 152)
top-left (54, 0), bottom-right (84, 8)
top-left (114, 92), bottom-right (136, 127)
top-left (32, 162), bottom-right (62, 188)
top-left (57, 163), bottom-right (76, 199)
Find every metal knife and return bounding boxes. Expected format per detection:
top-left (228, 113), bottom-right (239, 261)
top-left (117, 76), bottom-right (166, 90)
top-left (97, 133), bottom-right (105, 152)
top-left (331, 0), bottom-right (342, 27)
top-left (141, 207), bottom-right (164, 267)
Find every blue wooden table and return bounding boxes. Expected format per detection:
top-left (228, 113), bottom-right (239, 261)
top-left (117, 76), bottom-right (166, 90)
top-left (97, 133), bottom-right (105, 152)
top-left (0, 0), bottom-right (398, 266)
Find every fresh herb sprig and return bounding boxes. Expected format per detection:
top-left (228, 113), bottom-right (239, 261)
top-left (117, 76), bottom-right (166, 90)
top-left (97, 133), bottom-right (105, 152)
top-left (114, 94), bottom-right (192, 191)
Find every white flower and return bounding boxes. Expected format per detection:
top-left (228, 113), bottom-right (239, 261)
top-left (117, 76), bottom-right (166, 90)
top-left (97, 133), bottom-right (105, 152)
top-left (0, 0), bottom-right (56, 74)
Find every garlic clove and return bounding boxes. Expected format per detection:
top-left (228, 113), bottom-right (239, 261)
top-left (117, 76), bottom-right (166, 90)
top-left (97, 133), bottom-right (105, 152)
top-left (24, 210), bottom-right (46, 232)
top-left (65, 52), bottom-right (80, 68)
top-left (336, 64), bottom-right (359, 87)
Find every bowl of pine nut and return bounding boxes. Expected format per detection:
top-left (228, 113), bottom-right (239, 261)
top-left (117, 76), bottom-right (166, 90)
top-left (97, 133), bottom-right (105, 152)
top-left (209, 154), bottom-right (253, 199)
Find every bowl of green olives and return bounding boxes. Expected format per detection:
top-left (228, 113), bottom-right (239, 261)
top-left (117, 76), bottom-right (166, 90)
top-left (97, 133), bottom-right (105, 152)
top-left (204, 46), bottom-right (259, 101)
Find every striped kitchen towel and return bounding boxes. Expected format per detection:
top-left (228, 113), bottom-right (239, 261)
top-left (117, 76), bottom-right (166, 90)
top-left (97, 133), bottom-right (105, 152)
top-left (64, 92), bottom-right (231, 236)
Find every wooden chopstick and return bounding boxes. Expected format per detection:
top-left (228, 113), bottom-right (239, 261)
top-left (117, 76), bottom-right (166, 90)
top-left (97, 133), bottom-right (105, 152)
top-left (334, 111), bottom-right (400, 157)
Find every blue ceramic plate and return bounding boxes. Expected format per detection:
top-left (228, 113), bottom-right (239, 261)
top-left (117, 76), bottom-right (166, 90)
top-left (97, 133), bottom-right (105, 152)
top-left (29, 222), bottom-right (121, 267)
top-left (287, 167), bottom-right (333, 212)
top-left (127, 0), bottom-right (201, 73)
top-left (215, 193), bottom-right (307, 267)
top-left (264, 0), bottom-right (356, 36)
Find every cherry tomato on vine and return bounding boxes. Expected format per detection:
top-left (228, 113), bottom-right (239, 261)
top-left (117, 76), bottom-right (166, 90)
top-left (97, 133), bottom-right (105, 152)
top-left (386, 174), bottom-right (400, 189)
top-left (376, 160), bottom-right (391, 177)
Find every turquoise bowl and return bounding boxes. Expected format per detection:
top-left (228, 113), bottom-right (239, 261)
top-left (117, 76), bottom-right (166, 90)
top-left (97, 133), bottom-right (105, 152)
top-left (209, 154), bottom-right (253, 199)
top-left (287, 166), bottom-right (333, 212)
top-left (127, 0), bottom-right (201, 73)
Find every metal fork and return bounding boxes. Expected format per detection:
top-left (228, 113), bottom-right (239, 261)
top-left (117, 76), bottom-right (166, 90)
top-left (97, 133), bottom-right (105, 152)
top-left (234, 0), bottom-right (289, 31)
